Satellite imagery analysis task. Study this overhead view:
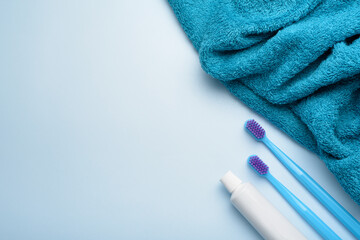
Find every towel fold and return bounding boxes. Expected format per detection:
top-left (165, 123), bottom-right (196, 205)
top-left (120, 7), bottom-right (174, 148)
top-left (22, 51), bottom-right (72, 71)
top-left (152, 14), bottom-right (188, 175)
top-left (168, 0), bottom-right (360, 204)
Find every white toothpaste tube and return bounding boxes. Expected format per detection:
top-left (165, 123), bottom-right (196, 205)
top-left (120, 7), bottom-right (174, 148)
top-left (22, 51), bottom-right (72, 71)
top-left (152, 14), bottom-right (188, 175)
top-left (221, 171), bottom-right (306, 240)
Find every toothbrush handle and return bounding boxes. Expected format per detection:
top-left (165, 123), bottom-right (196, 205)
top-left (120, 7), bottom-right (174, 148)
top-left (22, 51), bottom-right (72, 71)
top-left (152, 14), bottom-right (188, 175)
top-left (263, 137), bottom-right (360, 239)
top-left (267, 174), bottom-right (341, 240)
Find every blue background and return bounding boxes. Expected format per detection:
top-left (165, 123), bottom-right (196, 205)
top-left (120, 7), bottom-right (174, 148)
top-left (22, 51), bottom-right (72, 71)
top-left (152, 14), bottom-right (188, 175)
top-left (0, 1), bottom-right (359, 239)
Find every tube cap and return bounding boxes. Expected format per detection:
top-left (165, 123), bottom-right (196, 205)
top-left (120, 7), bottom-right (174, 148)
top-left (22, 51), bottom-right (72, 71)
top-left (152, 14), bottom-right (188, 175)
top-left (220, 171), bottom-right (242, 193)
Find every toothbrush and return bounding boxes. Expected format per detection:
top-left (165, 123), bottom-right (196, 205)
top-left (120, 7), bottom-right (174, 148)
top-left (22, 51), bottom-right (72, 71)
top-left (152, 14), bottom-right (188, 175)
top-left (245, 119), bottom-right (360, 239)
top-left (248, 155), bottom-right (341, 240)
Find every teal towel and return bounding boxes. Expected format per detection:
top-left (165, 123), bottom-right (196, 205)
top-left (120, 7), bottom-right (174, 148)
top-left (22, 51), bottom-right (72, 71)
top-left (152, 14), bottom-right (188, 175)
top-left (168, 0), bottom-right (360, 205)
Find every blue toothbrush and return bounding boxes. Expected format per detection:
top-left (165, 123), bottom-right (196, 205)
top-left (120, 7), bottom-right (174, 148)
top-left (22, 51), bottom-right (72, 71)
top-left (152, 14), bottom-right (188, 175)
top-left (248, 155), bottom-right (341, 240)
top-left (245, 119), bottom-right (360, 239)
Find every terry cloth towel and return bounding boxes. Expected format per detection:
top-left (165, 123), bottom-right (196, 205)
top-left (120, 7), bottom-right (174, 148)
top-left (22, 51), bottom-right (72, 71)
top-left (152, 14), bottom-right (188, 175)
top-left (168, 0), bottom-right (360, 205)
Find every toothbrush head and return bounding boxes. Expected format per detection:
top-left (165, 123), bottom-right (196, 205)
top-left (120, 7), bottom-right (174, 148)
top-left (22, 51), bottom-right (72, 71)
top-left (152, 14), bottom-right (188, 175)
top-left (248, 155), bottom-right (269, 176)
top-left (245, 119), bottom-right (265, 140)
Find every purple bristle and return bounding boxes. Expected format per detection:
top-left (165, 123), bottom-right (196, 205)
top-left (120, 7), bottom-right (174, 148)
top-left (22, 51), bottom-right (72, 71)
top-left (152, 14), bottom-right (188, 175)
top-left (249, 155), bottom-right (269, 175)
top-left (245, 119), bottom-right (265, 139)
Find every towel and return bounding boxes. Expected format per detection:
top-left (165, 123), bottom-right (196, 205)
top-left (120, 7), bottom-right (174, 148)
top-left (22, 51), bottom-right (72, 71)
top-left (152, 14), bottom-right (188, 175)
top-left (168, 0), bottom-right (360, 205)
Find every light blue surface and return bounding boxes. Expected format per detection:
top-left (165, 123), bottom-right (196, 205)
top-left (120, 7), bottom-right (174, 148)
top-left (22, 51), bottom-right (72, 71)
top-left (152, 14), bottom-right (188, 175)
top-left (0, 1), bottom-right (359, 240)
